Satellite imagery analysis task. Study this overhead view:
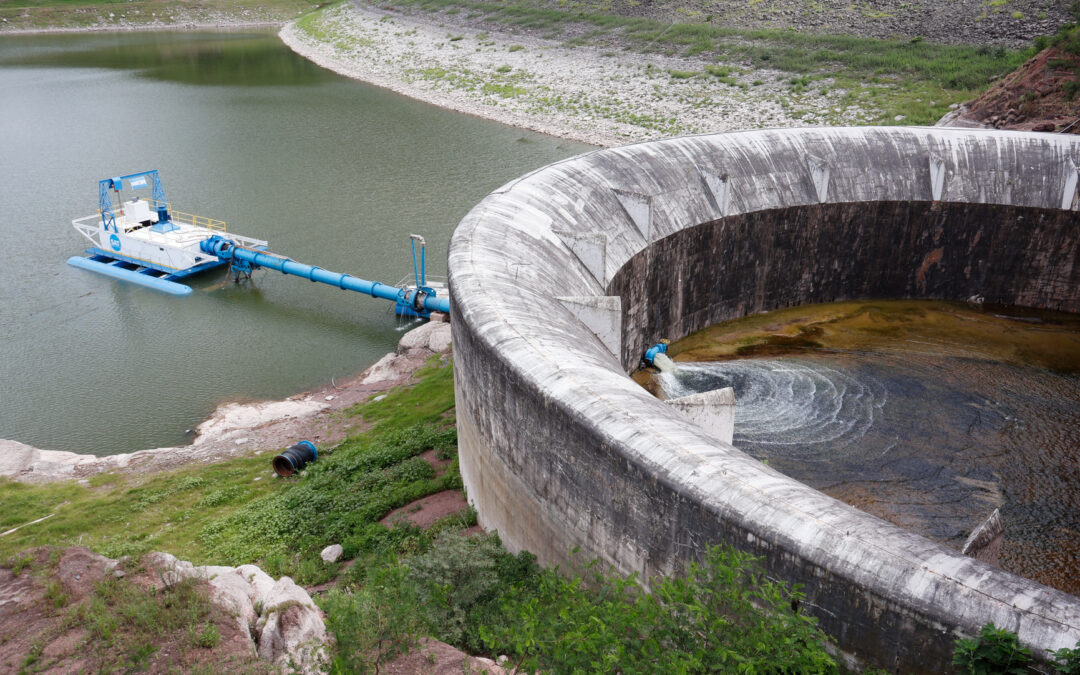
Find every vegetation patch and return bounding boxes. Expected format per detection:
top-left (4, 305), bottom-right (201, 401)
top-left (0, 358), bottom-right (456, 571)
top-left (0, 549), bottom-right (263, 673)
top-left (954, 623), bottom-right (1080, 674)
top-left (323, 534), bottom-right (838, 673)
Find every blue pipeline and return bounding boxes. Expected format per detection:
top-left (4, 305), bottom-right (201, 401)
top-left (201, 236), bottom-right (451, 315)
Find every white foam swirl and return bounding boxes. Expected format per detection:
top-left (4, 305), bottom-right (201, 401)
top-left (658, 358), bottom-right (887, 456)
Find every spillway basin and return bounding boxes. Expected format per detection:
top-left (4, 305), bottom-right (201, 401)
top-left (637, 300), bottom-right (1080, 595)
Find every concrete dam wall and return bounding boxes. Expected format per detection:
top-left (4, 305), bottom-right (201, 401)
top-left (447, 127), bottom-right (1080, 671)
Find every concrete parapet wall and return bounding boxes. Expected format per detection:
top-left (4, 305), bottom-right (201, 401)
top-left (448, 128), bottom-right (1080, 672)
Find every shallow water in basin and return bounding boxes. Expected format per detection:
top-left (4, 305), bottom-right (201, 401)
top-left (645, 301), bottom-right (1080, 595)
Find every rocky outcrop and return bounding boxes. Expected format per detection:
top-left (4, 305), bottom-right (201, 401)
top-left (0, 397), bottom-right (329, 484)
top-left (362, 320), bottom-right (452, 384)
top-left (0, 547), bottom-right (274, 673)
top-left (382, 637), bottom-right (510, 674)
top-left (255, 577), bottom-right (328, 673)
top-left (148, 552), bottom-right (328, 673)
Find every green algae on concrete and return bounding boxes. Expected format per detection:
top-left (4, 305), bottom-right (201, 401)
top-left (668, 300), bottom-right (1080, 373)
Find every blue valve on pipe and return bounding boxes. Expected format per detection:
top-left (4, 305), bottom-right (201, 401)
top-left (643, 340), bottom-right (669, 366)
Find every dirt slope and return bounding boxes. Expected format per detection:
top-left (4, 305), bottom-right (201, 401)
top-left (954, 46), bottom-right (1080, 132)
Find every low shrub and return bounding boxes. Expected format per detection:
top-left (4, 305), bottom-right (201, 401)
top-left (322, 535), bottom-right (835, 673)
top-left (953, 623), bottom-right (1032, 674)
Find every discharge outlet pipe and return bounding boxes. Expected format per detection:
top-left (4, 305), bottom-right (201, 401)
top-left (200, 235), bottom-right (451, 315)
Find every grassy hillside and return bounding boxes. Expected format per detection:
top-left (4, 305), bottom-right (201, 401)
top-left (2, 357), bottom-right (841, 672)
top-left (368, 0), bottom-right (1032, 124)
top-left (0, 357), bottom-right (458, 579)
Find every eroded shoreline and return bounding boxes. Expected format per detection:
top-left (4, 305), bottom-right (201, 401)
top-left (0, 321), bottom-right (452, 483)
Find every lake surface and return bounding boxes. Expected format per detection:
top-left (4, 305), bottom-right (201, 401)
top-left (646, 302), bottom-right (1080, 595)
top-left (0, 31), bottom-right (588, 456)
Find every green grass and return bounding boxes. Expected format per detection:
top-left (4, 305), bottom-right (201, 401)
top-left (0, 357), bottom-right (457, 569)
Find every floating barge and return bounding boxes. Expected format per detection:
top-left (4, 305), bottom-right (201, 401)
top-left (68, 170), bottom-right (267, 296)
top-left (68, 170), bottom-right (450, 316)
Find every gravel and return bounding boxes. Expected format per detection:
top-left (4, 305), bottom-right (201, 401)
top-left (280, 4), bottom-right (871, 147)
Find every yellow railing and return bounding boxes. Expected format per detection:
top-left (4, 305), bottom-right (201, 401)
top-left (169, 209), bottom-right (227, 232)
top-left (144, 199), bottom-right (227, 232)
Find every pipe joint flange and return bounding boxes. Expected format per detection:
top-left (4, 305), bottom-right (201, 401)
top-left (413, 289), bottom-right (428, 312)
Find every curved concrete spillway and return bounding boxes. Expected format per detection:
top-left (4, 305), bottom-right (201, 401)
top-left (448, 127), bottom-right (1080, 671)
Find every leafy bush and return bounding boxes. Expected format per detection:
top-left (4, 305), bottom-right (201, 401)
top-left (323, 531), bottom-right (835, 673)
top-left (1053, 642), bottom-right (1080, 674)
top-left (321, 564), bottom-right (426, 674)
top-left (953, 623), bottom-right (1032, 674)
top-left (406, 533), bottom-right (536, 649)
top-left (480, 544), bottom-right (837, 674)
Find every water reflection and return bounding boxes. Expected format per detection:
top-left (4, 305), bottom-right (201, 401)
top-left (0, 32), bottom-right (587, 455)
top-left (0, 32), bottom-right (335, 85)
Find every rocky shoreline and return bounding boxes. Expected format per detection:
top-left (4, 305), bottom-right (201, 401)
top-left (279, 4), bottom-right (863, 147)
top-left (0, 319), bottom-right (452, 484)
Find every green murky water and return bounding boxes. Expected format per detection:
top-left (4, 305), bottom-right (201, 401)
top-left (643, 301), bottom-right (1080, 595)
top-left (0, 31), bottom-right (588, 456)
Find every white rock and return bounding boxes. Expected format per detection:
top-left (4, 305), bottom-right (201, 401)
top-left (145, 551), bottom-right (195, 585)
top-left (426, 323), bottom-right (452, 353)
top-left (361, 349), bottom-right (427, 384)
top-left (360, 353), bottom-right (403, 384)
top-left (195, 400), bottom-right (328, 443)
top-left (204, 569), bottom-right (260, 637)
top-left (320, 544), bottom-right (344, 563)
top-left (397, 321), bottom-right (441, 353)
top-left (236, 564), bottom-right (277, 609)
top-left (256, 577), bottom-right (327, 673)
top-left (197, 565), bottom-right (236, 580)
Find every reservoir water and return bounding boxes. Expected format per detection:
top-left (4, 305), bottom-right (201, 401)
top-left (0, 31), bottom-right (587, 456)
top-left (642, 302), bottom-right (1080, 595)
